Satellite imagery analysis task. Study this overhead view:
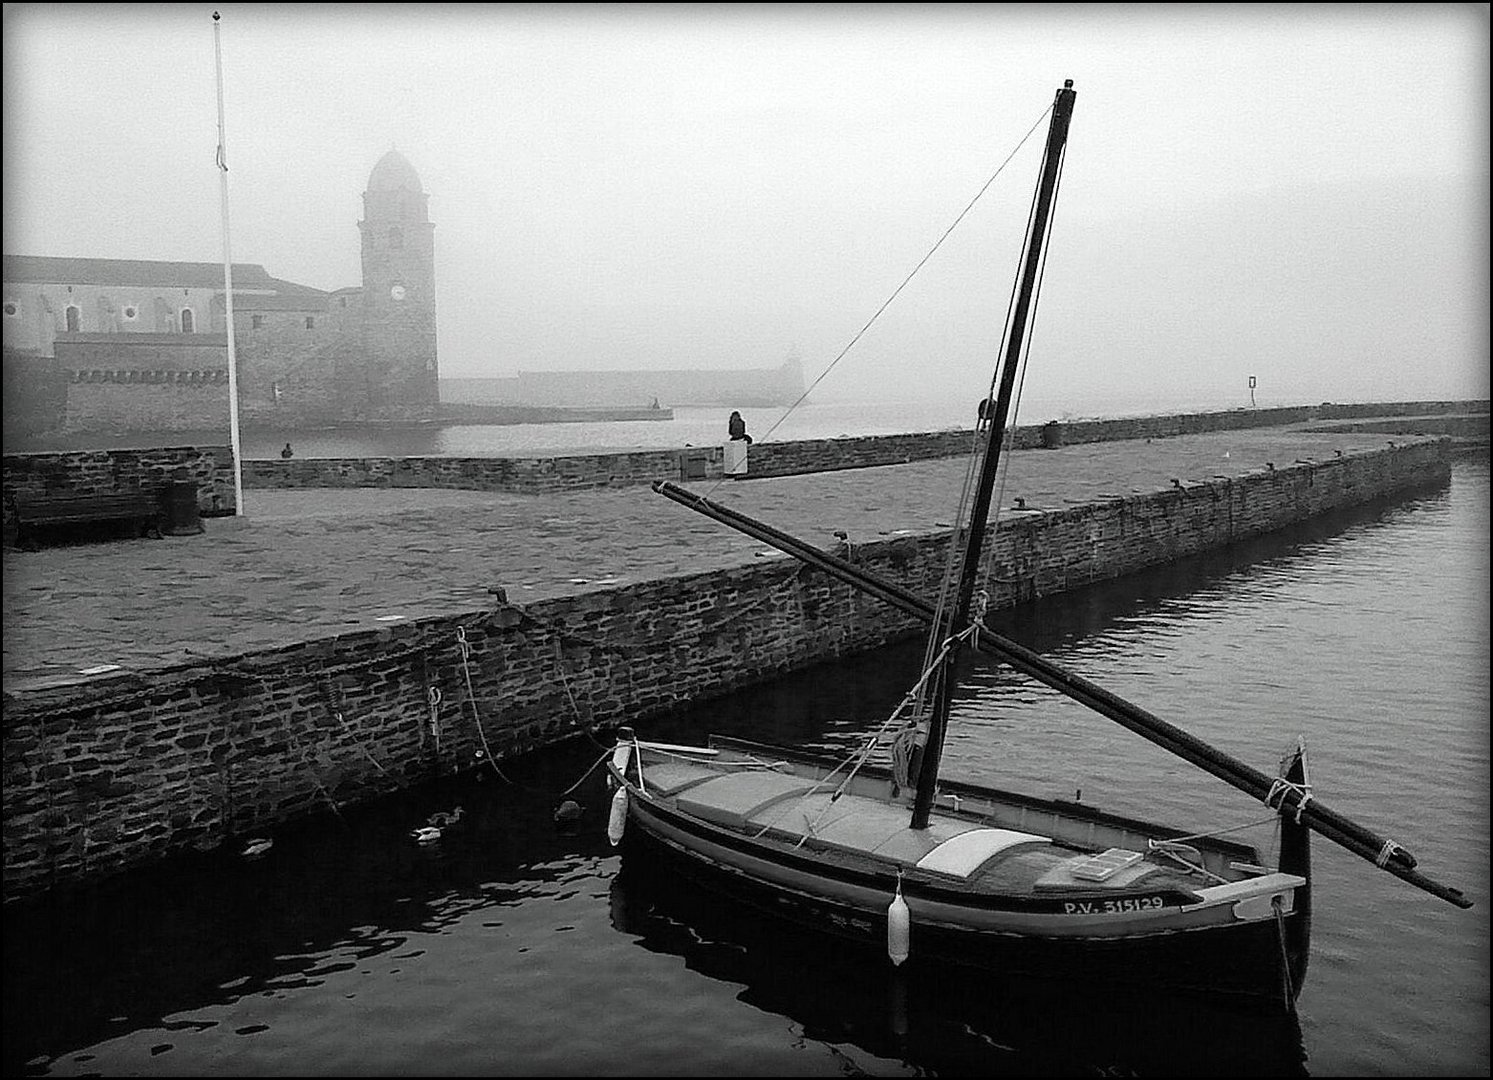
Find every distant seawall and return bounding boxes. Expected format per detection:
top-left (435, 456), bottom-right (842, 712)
top-left (233, 399), bottom-right (1481, 493)
top-left (1, 438), bottom-right (1454, 899)
top-left (5, 402), bottom-right (1485, 518)
top-left (435, 402), bottom-right (673, 425)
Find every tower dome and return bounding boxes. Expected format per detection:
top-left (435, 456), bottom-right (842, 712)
top-left (367, 148), bottom-right (423, 193)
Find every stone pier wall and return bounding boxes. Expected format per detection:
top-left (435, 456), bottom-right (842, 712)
top-left (1, 446), bottom-right (237, 532)
top-left (0, 438), bottom-right (1452, 899)
top-left (6, 402), bottom-right (1484, 509)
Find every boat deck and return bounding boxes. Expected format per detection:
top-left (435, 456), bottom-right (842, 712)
top-left (636, 753), bottom-right (1223, 896)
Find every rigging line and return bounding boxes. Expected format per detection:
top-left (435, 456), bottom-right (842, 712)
top-left (918, 126), bottom-right (1070, 729)
top-left (920, 114), bottom-right (1059, 690)
top-left (920, 419), bottom-right (990, 702)
top-left (990, 127), bottom-right (1067, 510)
top-left (694, 101), bottom-right (1056, 504)
top-left (986, 138), bottom-right (1068, 551)
top-left (1158, 813), bottom-right (1285, 845)
top-left (754, 625), bottom-right (975, 840)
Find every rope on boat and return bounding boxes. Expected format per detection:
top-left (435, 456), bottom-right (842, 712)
top-left (1146, 840), bottom-right (1232, 885)
top-left (920, 418), bottom-right (990, 710)
top-left (890, 728), bottom-right (919, 790)
top-left (1155, 813), bottom-right (1284, 847)
top-left (1272, 895), bottom-right (1297, 1013)
top-left (1265, 775), bottom-right (1313, 823)
top-left (739, 625), bottom-right (984, 844)
top-left (561, 746), bottom-right (615, 797)
top-left (1375, 839), bottom-right (1408, 868)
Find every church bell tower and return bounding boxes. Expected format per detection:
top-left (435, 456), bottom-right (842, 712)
top-left (357, 148), bottom-right (438, 412)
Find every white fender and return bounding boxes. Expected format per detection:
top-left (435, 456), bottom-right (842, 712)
top-left (607, 786), bottom-right (628, 847)
top-left (887, 875), bottom-right (910, 966)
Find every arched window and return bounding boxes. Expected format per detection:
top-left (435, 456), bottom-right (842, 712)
top-left (388, 226), bottom-right (403, 250)
top-left (66, 305), bottom-right (81, 331)
top-left (180, 308), bottom-right (195, 334)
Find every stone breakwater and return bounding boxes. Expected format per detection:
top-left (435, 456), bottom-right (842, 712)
top-left (3, 401), bottom-right (1484, 521)
top-left (235, 400), bottom-right (1490, 490)
top-left (1, 437), bottom-right (1453, 900)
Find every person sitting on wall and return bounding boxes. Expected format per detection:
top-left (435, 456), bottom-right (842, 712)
top-left (280, 443), bottom-right (294, 459)
top-left (728, 410), bottom-right (753, 444)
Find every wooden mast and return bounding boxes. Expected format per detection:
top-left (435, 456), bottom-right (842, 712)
top-left (910, 80), bottom-right (1077, 830)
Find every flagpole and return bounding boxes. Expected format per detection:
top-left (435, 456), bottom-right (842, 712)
top-left (213, 10), bottom-right (245, 516)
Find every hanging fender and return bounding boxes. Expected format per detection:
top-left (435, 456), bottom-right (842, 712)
top-left (887, 873), bottom-right (910, 966)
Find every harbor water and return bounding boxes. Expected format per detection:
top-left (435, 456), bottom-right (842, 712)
top-left (2, 454), bottom-right (1486, 1076)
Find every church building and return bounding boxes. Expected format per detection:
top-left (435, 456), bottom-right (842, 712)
top-left (2, 149), bottom-right (439, 437)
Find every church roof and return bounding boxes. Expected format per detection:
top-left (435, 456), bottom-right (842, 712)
top-left (2, 254), bottom-right (326, 296)
top-left (367, 149), bottom-right (423, 194)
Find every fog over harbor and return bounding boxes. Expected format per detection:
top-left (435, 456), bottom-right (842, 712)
top-left (3, 4), bottom-right (1488, 418)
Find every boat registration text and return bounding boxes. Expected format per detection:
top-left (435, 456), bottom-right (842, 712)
top-left (1062, 895), bottom-right (1167, 915)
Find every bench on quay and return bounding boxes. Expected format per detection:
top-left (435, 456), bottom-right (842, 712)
top-left (12, 489), bottom-right (165, 550)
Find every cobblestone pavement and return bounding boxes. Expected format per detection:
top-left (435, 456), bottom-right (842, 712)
top-left (2, 427), bottom-right (1426, 692)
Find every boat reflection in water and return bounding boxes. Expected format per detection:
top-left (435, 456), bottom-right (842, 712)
top-left (608, 841), bottom-right (1308, 1077)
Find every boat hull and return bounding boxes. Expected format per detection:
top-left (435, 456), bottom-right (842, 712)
top-left (624, 803), bottom-right (1301, 1009)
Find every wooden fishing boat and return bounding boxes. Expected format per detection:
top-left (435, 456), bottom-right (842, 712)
top-left (605, 79), bottom-right (1468, 1011)
top-left (609, 731), bottom-right (1311, 1004)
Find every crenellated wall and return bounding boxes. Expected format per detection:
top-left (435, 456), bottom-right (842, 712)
top-left (53, 334), bottom-right (233, 434)
top-left (1, 439), bottom-right (1452, 899)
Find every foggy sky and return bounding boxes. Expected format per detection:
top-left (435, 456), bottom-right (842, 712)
top-left (3, 4), bottom-right (1488, 415)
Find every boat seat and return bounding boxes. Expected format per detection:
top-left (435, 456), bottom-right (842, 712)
top-left (675, 771), bottom-right (820, 829)
top-left (640, 761), bottom-right (721, 798)
top-left (779, 794), bottom-right (974, 858)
